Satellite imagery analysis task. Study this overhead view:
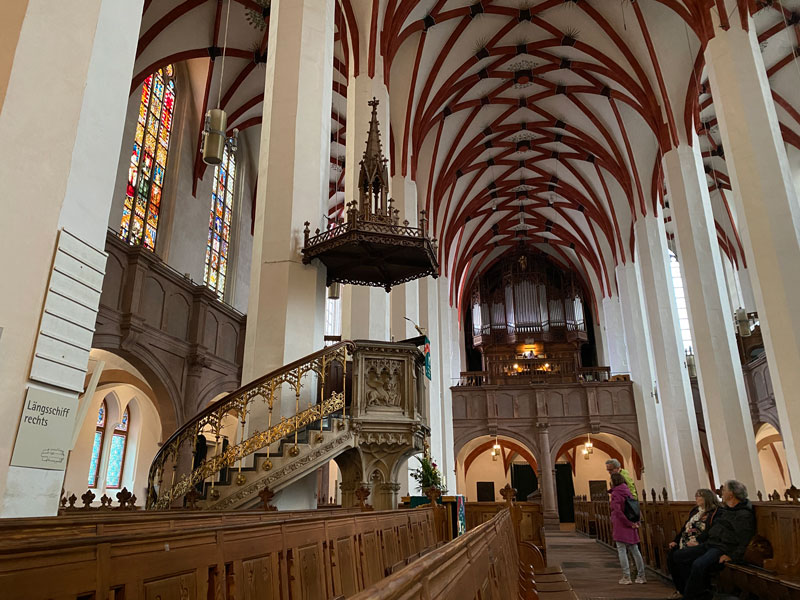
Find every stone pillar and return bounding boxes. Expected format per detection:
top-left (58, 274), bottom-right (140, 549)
top-left (242, 0), bottom-right (334, 384)
top-left (664, 142), bottom-right (763, 493)
top-left (601, 295), bottom-right (630, 374)
top-left (390, 175), bottom-right (420, 341)
top-left (535, 421), bottom-right (559, 528)
top-left (343, 47), bottom-right (391, 341)
top-left (0, 0), bottom-right (144, 517)
top-left (635, 211), bottom-right (706, 498)
top-left (374, 482), bottom-right (401, 510)
top-left (593, 300), bottom-right (610, 368)
top-left (438, 277), bottom-right (459, 493)
top-left (616, 263), bottom-right (671, 495)
top-left (705, 8), bottom-right (800, 482)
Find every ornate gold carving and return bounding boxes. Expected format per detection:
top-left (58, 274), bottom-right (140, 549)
top-left (261, 458), bottom-right (273, 471)
top-left (235, 472), bottom-right (247, 486)
top-left (146, 342), bottom-right (351, 509)
top-left (210, 431), bottom-right (354, 510)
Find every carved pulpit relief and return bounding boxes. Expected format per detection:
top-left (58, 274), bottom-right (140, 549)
top-left (364, 358), bottom-right (403, 409)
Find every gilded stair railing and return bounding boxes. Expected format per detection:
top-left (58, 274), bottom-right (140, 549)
top-left (146, 341), bottom-right (353, 509)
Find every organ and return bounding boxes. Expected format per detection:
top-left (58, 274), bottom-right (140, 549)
top-left (468, 249), bottom-right (595, 382)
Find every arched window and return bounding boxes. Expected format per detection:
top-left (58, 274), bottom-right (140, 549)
top-left (88, 400), bottom-right (107, 488)
top-left (120, 65), bottom-right (176, 250)
top-left (105, 407), bottom-right (130, 489)
top-left (204, 144), bottom-right (236, 298)
top-left (669, 250), bottom-right (693, 353)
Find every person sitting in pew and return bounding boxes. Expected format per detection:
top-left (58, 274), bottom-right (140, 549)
top-left (667, 489), bottom-right (720, 598)
top-left (668, 480), bottom-right (755, 600)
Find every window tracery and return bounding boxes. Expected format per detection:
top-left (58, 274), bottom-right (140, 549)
top-left (120, 65), bottom-right (176, 250)
top-left (204, 144), bottom-right (236, 298)
top-left (105, 407), bottom-right (130, 489)
top-left (88, 400), bottom-right (106, 488)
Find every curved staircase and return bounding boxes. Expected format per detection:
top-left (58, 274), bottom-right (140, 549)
top-left (147, 340), bottom-right (429, 511)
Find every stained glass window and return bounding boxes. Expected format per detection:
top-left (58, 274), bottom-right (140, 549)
top-left (120, 64), bottom-right (176, 250)
top-left (88, 401), bottom-right (107, 488)
top-left (105, 407), bottom-right (130, 489)
top-left (203, 144), bottom-right (236, 298)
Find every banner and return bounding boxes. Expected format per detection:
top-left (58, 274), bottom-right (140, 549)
top-left (424, 336), bottom-right (431, 380)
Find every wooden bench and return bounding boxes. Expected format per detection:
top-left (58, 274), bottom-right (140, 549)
top-left (349, 509), bottom-right (577, 600)
top-left (634, 488), bottom-right (800, 599)
top-left (0, 507), bottom-right (443, 599)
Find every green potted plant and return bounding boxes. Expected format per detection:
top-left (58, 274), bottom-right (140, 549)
top-left (411, 454), bottom-right (447, 503)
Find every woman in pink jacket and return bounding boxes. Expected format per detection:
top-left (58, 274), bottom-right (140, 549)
top-left (610, 472), bottom-right (646, 585)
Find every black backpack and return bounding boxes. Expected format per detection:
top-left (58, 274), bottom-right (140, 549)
top-left (624, 497), bottom-right (641, 523)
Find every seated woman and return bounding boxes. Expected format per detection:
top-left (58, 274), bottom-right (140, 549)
top-left (609, 472), bottom-right (646, 585)
top-left (667, 489), bottom-right (719, 598)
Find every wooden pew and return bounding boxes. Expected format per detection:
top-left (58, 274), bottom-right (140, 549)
top-left (635, 488), bottom-right (800, 599)
top-left (349, 509), bottom-right (577, 600)
top-left (0, 506), bottom-right (360, 544)
top-left (465, 501), bottom-right (547, 560)
top-left (0, 507), bottom-right (441, 599)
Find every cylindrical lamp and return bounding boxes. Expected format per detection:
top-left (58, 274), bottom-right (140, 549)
top-left (735, 307), bottom-right (751, 337)
top-left (328, 282), bottom-right (341, 300)
top-left (203, 108), bottom-right (228, 165)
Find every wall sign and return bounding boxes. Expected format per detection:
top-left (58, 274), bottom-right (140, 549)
top-left (11, 386), bottom-right (78, 471)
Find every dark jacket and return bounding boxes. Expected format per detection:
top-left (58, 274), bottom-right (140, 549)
top-left (673, 505), bottom-right (717, 546)
top-left (706, 500), bottom-right (755, 561)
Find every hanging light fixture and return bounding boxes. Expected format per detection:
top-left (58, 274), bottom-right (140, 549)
top-left (582, 447), bottom-right (590, 460)
top-left (492, 437), bottom-right (501, 461)
top-left (202, 0), bottom-right (238, 165)
top-left (585, 434), bottom-right (593, 455)
top-left (327, 282), bottom-right (342, 300)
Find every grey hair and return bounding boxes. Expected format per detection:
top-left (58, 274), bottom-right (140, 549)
top-left (724, 480), bottom-right (748, 501)
top-left (605, 459), bottom-right (621, 469)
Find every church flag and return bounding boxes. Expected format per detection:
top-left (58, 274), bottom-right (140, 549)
top-left (424, 336), bottom-right (431, 380)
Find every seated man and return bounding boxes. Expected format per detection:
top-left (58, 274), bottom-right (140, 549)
top-left (670, 480), bottom-right (755, 600)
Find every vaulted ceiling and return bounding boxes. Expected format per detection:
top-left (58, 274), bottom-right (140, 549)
top-left (131, 0), bottom-right (800, 315)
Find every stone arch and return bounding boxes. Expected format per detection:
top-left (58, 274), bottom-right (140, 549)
top-left (548, 424), bottom-right (641, 461)
top-left (192, 375), bottom-right (242, 416)
top-left (88, 346), bottom-right (181, 436)
top-left (455, 432), bottom-right (540, 502)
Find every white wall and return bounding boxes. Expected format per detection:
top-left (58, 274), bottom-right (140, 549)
top-left (463, 451), bottom-right (514, 502)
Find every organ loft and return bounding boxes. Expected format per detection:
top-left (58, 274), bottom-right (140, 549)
top-left (1, 0), bottom-right (799, 598)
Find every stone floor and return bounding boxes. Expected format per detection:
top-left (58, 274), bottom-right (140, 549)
top-left (545, 528), bottom-right (678, 600)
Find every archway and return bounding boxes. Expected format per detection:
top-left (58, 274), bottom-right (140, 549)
top-left (554, 432), bottom-right (642, 523)
top-left (755, 423), bottom-right (790, 495)
top-left (456, 434), bottom-right (539, 502)
top-left (63, 350), bottom-right (166, 504)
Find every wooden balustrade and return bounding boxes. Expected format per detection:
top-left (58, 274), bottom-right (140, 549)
top-left (0, 507), bottom-right (444, 600)
top-left (573, 488), bottom-right (800, 599)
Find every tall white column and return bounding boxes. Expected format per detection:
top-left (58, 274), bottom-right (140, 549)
top-left (243, 0), bottom-right (334, 383)
top-left (390, 175), bottom-right (420, 341)
top-left (665, 142), bottom-right (763, 493)
top-left (635, 212), bottom-right (706, 498)
top-left (343, 61), bottom-right (391, 341)
top-left (601, 295), bottom-right (630, 374)
top-left (0, 0), bottom-right (144, 516)
top-left (438, 277), bottom-right (458, 493)
top-left (593, 302), bottom-right (610, 369)
top-left (616, 263), bottom-right (671, 495)
top-left (705, 9), bottom-right (800, 482)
